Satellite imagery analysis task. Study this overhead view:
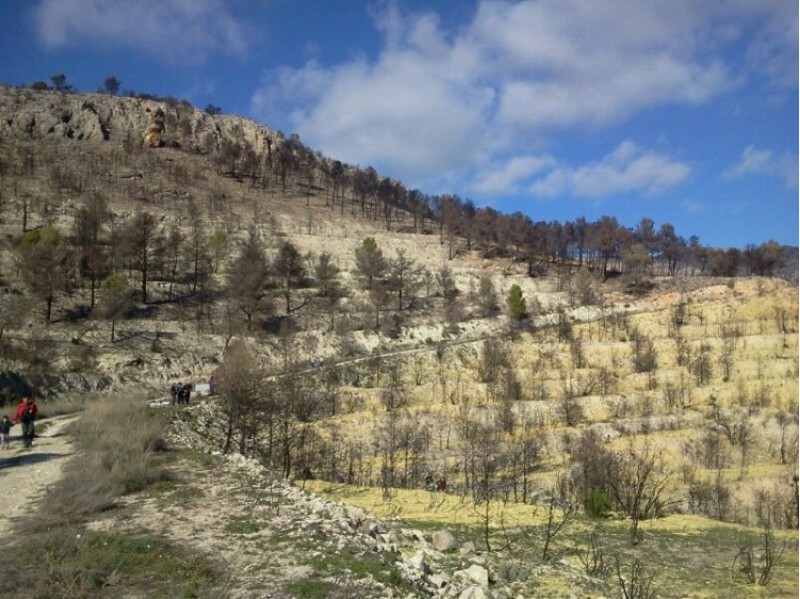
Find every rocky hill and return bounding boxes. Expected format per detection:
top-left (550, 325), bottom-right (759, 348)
top-left (0, 84), bottom-right (278, 155)
top-left (0, 83), bottom-right (629, 397)
top-left (0, 85), bottom-right (796, 598)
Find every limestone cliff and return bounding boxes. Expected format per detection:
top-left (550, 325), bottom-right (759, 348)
top-left (0, 85), bottom-right (279, 156)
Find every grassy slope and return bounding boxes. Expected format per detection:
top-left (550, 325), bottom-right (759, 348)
top-left (293, 279), bottom-right (798, 598)
top-left (305, 480), bottom-right (799, 599)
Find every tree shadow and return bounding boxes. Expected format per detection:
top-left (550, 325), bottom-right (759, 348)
top-left (0, 451), bottom-right (66, 471)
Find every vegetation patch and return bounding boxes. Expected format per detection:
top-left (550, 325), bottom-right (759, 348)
top-left (306, 482), bottom-right (798, 598)
top-left (224, 514), bottom-right (263, 534)
top-left (305, 547), bottom-right (418, 595)
top-left (0, 526), bottom-right (215, 597)
top-left (284, 579), bottom-right (336, 599)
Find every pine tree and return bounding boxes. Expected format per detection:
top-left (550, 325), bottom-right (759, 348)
top-left (506, 284), bottom-right (527, 319)
top-left (355, 237), bottom-right (387, 290)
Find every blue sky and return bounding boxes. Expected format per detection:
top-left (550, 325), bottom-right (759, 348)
top-left (0, 0), bottom-right (797, 249)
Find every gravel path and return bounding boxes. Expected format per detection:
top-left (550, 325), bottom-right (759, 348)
top-left (0, 414), bottom-right (78, 536)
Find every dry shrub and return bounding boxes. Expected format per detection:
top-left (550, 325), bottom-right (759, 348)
top-left (0, 397), bottom-right (186, 597)
top-left (35, 392), bottom-right (92, 419)
top-left (70, 398), bottom-right (170, 493)
top-left (19, 397), bottom-right (170, 532)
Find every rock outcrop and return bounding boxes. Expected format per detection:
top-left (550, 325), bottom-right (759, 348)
top-left (0, 85), bottom-right (279, 157)
top-left (142, 107), bottom-right (165, 147)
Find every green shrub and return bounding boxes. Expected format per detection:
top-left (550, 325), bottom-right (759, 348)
top-left (584, 488), bottom-right (612, 518)
top-left (506, 284), bottom-right (527, 319)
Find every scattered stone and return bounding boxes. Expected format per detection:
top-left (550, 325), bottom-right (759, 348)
top-left (432, 529), bottom-right (457, 551)
top-left (455, 564), bottom-right (489, 588)
top-left (428, 572), bottom-right (450, 589)
top-left (459, 541), bottom-right (476, 557)
top-left (408, 550), bottom-right (431, 575)
top-left (458, 586), bottom-right (487, 599)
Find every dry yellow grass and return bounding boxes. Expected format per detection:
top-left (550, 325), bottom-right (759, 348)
top-left (305, 480), bottom-right (799, 598)
top-left (307, 279), bottom-right (797, 537)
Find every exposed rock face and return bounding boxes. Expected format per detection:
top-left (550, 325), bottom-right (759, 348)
top-left (143, 107), bottom-right (165, 148)
top-left (0, 85), bottom-right (278, 156)
top-left (0, 370), bottom-right (113, 401)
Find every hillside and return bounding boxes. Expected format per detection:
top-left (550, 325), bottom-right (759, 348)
top-left (0, 86), bottom-right (796, 598)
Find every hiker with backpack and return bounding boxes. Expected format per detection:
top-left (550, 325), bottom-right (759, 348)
top-left (12, 396), bottom-right (38, 448)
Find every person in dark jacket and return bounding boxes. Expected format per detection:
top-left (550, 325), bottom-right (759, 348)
top-left (170, 382), bottom-right (180, 405)
top-left (0, 415), bottom-right (11, 449)
top-left (12, 396), bottom-right (38, 448)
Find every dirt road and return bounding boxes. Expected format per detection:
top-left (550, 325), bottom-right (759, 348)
top-left (0, 415), bottom-right (78, 536)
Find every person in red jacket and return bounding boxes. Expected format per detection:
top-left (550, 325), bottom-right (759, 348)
top-left (12, 396), bottom-right (38, 448)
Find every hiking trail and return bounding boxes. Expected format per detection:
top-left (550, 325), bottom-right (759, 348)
top-left (0, 414), bottom-right (78, 536)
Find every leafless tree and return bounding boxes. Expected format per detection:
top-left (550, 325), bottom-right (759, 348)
top-left (576, 528), bottom-right (607, 577)
top-left (121, 211), bottom-right (160, 304)
top-left (436, 264), bottom-right (457, 299)
top-left (217, 340), bottom-right (265, 455)
top-left (692, 343), bottom-right (713, 385)
top-left (507, 412), bottom-right (546, 503)
top-left (629, 327), bottom-right (657, 373)
top-left (613, 556), bottom-right (657, 599)
top-left (478, 338), bottom-right (512, 384)
top-left (161, 222), bottom-right (184, 301)
top-left (467, 420), bottom-right (506, 552)
top-left (185, 200), bottom-right (213, 295)
top-left (73, 191), bottom-right (110, 308)
top-left (477, 275), bottom-right (499, 317)
top-left (606, 444), bottom-right (673, 543)
top-left (558, 377), bottom-right (584, 427)
top-left (533, 475), bottom-right (577, 560)
top-left (571, 266), bottom-right (599, 306)
top-left (731, 523), bottom-right (786, 586)
top-left (16, 226), bottom-right (70, 322)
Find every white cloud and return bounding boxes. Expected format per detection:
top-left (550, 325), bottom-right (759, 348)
top-left (529, 142), bottom-right (691, 199)
top-left (469, 0), bottom-right (731, 130)
top-left (252, 11), bottom-right (495, 186)
top-left (725, 145), bottom-right (798, 189)
top-left (250, 0), bottom-right (793, 193)
top-left (35, 0), bottom-right (249, 61)
top-left (472, 155), bottom-right (557, 195)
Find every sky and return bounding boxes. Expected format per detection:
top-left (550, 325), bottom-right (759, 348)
top-left (0, 0), bottom-right (797, 250)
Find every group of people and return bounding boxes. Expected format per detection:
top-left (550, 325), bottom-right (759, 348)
top-left (169, 382), bottom-right (192, 405)
top-left (0, 396), bottom-right (39, 449)
top-left (425, 474), bottom-right (447, 492)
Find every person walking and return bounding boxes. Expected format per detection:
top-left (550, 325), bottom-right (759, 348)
top-left (0, 415), bottom-right (11, 449)
top-left (12, 396), bottom-right (38, 448)
top-left (181, 383), bottom-right (191, 405)
top-left (170, 382), bottom-right (180, 405)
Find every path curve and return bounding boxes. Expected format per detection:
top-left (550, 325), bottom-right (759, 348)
top-left (0, 414), bottom-right (79, 536)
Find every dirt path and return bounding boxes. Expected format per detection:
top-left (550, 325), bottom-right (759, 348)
top-left (0, 414), bottom-right (78, 536)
